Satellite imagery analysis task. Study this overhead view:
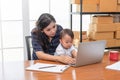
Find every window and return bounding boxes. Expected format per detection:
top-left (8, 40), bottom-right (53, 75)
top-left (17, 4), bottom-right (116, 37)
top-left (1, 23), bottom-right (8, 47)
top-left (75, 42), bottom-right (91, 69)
top-left (0, 0), bottom-right (23, 61)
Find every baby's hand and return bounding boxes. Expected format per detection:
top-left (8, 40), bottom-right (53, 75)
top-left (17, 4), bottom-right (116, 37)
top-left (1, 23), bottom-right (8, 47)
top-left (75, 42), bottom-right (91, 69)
top-left (58, 55), bottom-right (76, 64)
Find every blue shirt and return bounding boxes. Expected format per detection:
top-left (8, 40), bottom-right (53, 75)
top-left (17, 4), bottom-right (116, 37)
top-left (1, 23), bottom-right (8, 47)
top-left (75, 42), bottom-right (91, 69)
top-left (31, 25), bottom-right (63, 60)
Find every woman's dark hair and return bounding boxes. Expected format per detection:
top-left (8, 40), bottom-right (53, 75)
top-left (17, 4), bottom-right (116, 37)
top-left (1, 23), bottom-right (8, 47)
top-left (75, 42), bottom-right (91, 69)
top-left (36, 13), bottom-right (56, 30)
top-left (33, 13), bottom-right (56, 52)
top-left (60, 29), bottom-right (74, 39)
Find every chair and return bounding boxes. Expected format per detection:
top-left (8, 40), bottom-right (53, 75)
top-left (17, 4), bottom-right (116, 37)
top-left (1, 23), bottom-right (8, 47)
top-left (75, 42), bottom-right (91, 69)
top-left (25, 36), bottom-right (32, 60)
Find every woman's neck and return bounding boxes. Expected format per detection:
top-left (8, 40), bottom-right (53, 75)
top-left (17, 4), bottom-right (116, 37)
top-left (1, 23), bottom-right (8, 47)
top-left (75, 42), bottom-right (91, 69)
top-left (49, 37), bottom-right (52, 42)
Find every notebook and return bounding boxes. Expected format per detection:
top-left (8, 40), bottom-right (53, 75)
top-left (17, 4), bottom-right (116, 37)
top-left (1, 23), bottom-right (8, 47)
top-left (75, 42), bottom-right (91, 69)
top-left (26, 63), bottom-right (70, 73)
top-left (72, 40), bottom-right (106, 67)
top-left (106, 61), bottom-right (120, 71)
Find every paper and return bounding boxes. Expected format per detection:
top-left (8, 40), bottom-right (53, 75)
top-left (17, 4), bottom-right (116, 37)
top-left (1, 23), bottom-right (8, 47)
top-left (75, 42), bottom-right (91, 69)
top-left (26, 63), bottom-right (70, 73)
top-left (106, 61), bottom-right (120, 71)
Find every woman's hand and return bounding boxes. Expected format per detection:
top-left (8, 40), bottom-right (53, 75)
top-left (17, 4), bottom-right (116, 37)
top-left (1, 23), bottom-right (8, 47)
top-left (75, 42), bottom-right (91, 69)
top-left (57, 55), bottom-right (76, 64)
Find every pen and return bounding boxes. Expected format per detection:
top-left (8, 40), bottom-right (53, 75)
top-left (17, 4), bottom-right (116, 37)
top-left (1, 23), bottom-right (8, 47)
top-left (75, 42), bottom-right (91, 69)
top-left (60, 65), bottom-right (69, 71)
top-left (38, 65), bottom-right (56, 69)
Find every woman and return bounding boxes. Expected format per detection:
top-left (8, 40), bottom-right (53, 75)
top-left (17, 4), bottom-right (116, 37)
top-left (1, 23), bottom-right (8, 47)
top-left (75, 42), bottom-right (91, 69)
top-left (31, 13), bottom-right (75, 64)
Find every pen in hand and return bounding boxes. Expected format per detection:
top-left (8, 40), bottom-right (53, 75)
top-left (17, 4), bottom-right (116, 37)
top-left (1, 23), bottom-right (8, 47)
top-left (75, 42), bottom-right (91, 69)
top-left (38, 66), bottom-right (56, 69)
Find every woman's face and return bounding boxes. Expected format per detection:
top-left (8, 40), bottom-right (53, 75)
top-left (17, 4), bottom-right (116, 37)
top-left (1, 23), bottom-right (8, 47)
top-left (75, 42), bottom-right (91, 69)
top-left (42, 22), bottom-right (57, 38)
top-left (60, 34), bottom-right (73, 49)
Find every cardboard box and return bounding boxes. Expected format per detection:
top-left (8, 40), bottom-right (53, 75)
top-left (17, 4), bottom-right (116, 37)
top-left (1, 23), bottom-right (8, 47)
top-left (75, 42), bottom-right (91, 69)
top-left (82, 39), bottom-right (90, 42)
top-left (73, 31), bottom-right (87, 40)
top-left (117, 5), bottom-right (120, 12)
top-left (92, 23), bottom-right (116, 32)
top-left (115, 39), bottom-right (120, 46)
top-left (106, 39), bottom-right (116, 47)
top-left (76, 4), bottom-right (98, 12)
top-left (71, 0), bottom-right (80, 4)
top-left (118, 0), bottom-right (120, 4)
top-left (89, 32), bottom-right (114, 40)
top-left (99, 0), bottom-right (117, 12)
top-left (115, 31), bottom-right (120, 39)
top-left (71, 0), bottom-right (99, 4)
top-left (115, 23), bottom-right (120, 30)
top-left (92, 16), bottom-right (113, 23)
top-left (73, 31), bottom-right (80, 39)
top-left (89, 39), bottom-right (116, 47)
top-left (88, 23), bottom-right (116, 33)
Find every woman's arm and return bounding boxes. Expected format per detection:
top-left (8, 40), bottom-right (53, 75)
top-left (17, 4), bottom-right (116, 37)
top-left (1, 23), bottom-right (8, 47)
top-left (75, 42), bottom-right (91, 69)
top-left (36, 51), bottom-right (76, 64)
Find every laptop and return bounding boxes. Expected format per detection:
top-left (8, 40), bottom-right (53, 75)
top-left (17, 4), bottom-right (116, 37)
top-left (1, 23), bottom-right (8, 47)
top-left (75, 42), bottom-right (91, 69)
top-left (72, 40), bottom-right (106, 67)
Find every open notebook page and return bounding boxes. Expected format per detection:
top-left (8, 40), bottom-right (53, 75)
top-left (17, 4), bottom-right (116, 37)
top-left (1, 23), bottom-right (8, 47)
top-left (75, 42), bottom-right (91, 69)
top-left (26, 63), bottom-right (70, 73)
top-left (106, 61), bottom-right (120, 71)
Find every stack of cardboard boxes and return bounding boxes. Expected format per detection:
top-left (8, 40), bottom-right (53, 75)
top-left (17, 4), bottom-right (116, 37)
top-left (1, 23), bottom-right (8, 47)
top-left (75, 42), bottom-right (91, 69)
top-left (87, 16), bottom-right (116, 47)
top-left (115, 0), bottom-right (120, 47)
top-left (88, 15), bottom-right (120, 47)
top-left (114, 23), bottom-right (120, 47)
top-left (71, 0), bottom-right (120, 47)
top-left (72, 0), bottom-right (118, 12)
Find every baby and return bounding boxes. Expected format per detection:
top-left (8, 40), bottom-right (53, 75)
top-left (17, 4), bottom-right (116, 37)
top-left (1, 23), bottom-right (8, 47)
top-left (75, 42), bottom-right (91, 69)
top-left (54, 29), bottom-right (77, 58)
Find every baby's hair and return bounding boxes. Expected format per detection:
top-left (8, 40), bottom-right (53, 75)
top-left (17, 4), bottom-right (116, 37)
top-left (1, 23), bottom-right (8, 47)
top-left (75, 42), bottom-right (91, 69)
top-left (60, 29), bottom-right (74, 39)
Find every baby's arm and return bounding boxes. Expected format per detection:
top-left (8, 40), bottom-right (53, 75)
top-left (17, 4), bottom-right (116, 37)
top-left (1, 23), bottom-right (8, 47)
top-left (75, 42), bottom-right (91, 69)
top-left (70, 45), bottom-right (77, 58)
top-left (71, 49), bottom-right (77, 58)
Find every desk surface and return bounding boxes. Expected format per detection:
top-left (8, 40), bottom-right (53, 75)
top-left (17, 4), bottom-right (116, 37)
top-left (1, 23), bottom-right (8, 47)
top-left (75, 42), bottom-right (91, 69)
top-left (1, 53), bottom-right (120, 80)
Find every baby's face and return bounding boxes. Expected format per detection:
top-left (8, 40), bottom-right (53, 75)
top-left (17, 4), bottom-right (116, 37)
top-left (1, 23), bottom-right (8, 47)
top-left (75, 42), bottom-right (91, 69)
top-left (60, 34), bottom-right (73, 49)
